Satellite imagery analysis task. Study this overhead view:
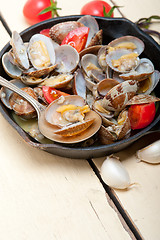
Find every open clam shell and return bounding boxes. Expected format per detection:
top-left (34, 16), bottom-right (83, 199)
top-left (137, 70), bottom-right (160, 95)
top-left (28, 34), bottom-right (56, 70)
top-left (106, 49), bottom-right (140, 73)
top-left (45, 95), bottom-right (86, 126)
top-left (73, 68), bottom-right (86, 99)
top-left (10, 31), bottom-right (29, 70)
top-left (120, 58), bottom-right (154, 81)
top-left (81, 53), bottom-right (102, 77)
top-left (2, 52), bottom-right (22, 79)
top-left (97, 78), bottom-right (119, 97)
top-left (0, 79), bottom-right (26, 109)
top-left (38, 108), bottom-right (102, 144)
top-left (78, 15), bottom-right (99, 47)
top-left (108, 35), bottom-right (145, 55)
top-left (55, 45), bottom-right (79, 73)
top-left (102, 80), bottom-right (138, 111)
top-left (23, 64), bottom-right (57, 78)
top-left (39, 73), bottom-right (73, 89)
top-left (126, 94), bottom-right (160, 105)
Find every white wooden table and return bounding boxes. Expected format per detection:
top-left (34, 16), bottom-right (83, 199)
top-left (0, 0), bottom-right (160, 239)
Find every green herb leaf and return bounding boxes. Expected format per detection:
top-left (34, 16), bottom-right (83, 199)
top-left (39, 0), bottom-right (61, 18)
top-left (103, 5), bottom-right (122, 17)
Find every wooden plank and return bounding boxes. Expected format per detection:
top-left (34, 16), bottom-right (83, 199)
top-left (0, 114), bottom-right (132, 240)
top-left (0, 22), bottom-right (10, 50)
top-left (93, 133), bottom-right (160, 240)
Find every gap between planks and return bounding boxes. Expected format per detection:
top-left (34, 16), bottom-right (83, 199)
top-left (87, 158), bottom-right (144, 240)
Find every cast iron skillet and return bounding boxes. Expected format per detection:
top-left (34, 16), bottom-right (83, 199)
top-left (0, 15), bottom-right (160, 159)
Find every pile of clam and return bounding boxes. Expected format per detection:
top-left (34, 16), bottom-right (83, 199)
top-left (0, 15), bottom-right (160, 145)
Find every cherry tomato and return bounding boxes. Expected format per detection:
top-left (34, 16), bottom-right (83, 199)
top-left (42, 86), bottom-right (69, 104)
top-left (40, 29), bottom-right (50, 37)
top-left (128, 102), bottom-right (156, 130)
top-left (61, 27), bottom-right (89, 52)
top-left (80, 0), bottom-right (114, 17)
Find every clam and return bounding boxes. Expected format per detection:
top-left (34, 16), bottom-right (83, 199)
top-left (119, 58), bottom-right (154, 81)
top-left (55, 45), bottom-right (79, 73)
top-left (97, 46), bottom-right (108, 72)
top-left (73, 68), bottom-right (86, 99)
top-left (108, 35), bottom-right (145, 55)
top-left (9, 87), bottom-right (38, 119)
top-left (20, 75), bottom-right (45, 86)
top-left (97, 78), bottom-right (119, 97)
top-left (126, 94), bottom-right (160, 105)
top-left (49, 21), bottom-right (84, 44)
top-left (93, 99), bottom-right (116, 127)
top-left (0, 79), bottom-right (38, 119)
top-left (81, 53), bottom-right (102, 77)
top-left (28, 34), bottom-right (56, 70)
top-left (10, 31), bottom-right (29, 70)
top-left (0, 79), bottom-right (26, 109)
top-left (44, 95), bottom-right (102, 139)
top-left (23, 64), bottom-right (57, 78)
top-left (39, 73), bottom-right (73, 89)
top-left (102, 80), bottom-right (138, 111)
top-left (45, 95), bottom-right (86, 126)
top-left (87, 29), bottom-right (103, 48)
top-left (137, 70), bottom-right (160, 95)
top-left (106, 49), bottom-right (140, 73)
top-left (78, 15), bottom-right (99, 47)
top-left (98, 109), bottom-right (131, 144)
top-left (2, 52), bottom-right (22, 79)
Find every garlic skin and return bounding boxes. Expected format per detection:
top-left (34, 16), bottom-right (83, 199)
top-left (137, 140), bottom-right (160, 164)
top-left (100, 155), bottom-right (131, 190)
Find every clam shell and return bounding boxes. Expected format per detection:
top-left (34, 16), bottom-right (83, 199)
top-left (106, 49), bottom-right (140, 73)
top-left (9, 87), bottom-right (38, 119)
top-left (80, 45), bottom-right (102, 59)
top-left (78, 15), bottom-right (99, 47)
top-left (108, 35), bottom-right (145, 55)
top-left (38, 108), bottom-right (102, 144)
top-left (98, 125), bottom-right (116, 144)
top-left (73, 68), bottom-right (86, 99)
top-left (97, 46), bottom-right (108, 71)
top-left (120, 58), bottom-right (154, 81)
top-left (126, 94), bottom-right (160, 105)
top-left (55, 45), bottom-right (79, 73)
top-left (102, 80), bottom-right (138, 111)
top-left (45, 95), bottom-right (86, 126)
top-left (87, 29), bottom-right (103, 48)
top-left (54, 118), bottom-right (95, 136)
top-left (138, 70), bottom-right (160, 95)
top-left (81, 53), bottom-right (101, 77)
top-left (39, 74), bottom-right (73, 88)
top-left (10, 31), bottom-right (29, 70)
top-left (49, 21), bottom-right (84, 44)
top-left (2, 52), bottom-right (22, 79)
top-left (97, 78), bottom-right (119, 97)
top-left (23, 64), bottom-right (57, 78)
top-left (0, 79), bottom-right (26, 109)
top-left (20, 75), bottom-right (45, 86)
top-left (28, 34), bottom-right (56, 70)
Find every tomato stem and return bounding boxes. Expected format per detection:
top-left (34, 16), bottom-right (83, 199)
top-left (39, 0), bottom-right (61, 18)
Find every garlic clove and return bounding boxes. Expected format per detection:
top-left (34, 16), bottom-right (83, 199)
top-left (136, 140), bottom-right (160, 164)
top-left (100, 155), bottom-right (131, 190)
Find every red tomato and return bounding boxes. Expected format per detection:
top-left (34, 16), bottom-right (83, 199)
top-left (128, 102), bottom-right (156, 130)
top-left (80, 0), bottom-right (114, 17)
top-left (40, 28), bottom-right (50, 37)
top-left (42, 86), bottom-right (69, 104)
top-left (61, 27), bottom-right (89, 52)
top-left (23, 0), bottom-right (53, 25)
